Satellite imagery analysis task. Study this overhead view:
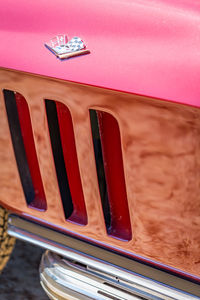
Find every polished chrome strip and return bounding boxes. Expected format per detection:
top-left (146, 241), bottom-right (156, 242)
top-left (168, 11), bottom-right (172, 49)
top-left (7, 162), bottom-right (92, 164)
top-left (40, 251), bottom-right (163, 300)
top-left (7, 215), bottom-right (200, 299)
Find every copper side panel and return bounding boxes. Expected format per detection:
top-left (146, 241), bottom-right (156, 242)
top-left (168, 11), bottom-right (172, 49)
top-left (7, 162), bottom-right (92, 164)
top-left (0, 68), bottom-right (200, 279)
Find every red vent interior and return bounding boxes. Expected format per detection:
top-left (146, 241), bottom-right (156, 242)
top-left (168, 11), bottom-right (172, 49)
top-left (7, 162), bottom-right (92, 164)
top-left (56, 101), bottom-right (87, 225)
top-left (90, 110), bottom-right (132, 241)
top-left (3, 90), bottom-right (46, 210)
top-left (45, 100), bottom-right (87, 225)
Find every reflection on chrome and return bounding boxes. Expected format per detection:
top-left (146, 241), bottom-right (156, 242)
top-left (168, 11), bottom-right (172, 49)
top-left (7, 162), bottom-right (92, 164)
top-left (8, 215), bottom-right (200, 300)
top-left (39, 251), bottom-right (197, 300)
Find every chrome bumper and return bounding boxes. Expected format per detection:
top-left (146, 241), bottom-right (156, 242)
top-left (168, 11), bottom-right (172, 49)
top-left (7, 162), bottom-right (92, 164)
top-left (40, 251), bottom-right (198, 300)
top-left (8, 215), bottom-right (200, 300)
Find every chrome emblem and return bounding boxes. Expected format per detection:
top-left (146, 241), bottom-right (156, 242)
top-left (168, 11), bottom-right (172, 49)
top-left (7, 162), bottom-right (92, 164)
top-left (45, 34), bottom-right (90, 59)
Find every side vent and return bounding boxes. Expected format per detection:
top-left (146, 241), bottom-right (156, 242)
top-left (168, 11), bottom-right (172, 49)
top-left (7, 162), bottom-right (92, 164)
top-left (3, 90), bottom-right (47, 210)
top-left (90, 110), bottom-right (131, 241)
top-left (45, 100), bottom-right (87, 225)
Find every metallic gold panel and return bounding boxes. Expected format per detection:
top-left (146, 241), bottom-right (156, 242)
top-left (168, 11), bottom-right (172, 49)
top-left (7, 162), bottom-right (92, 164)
top-left (0, 68), bottom-right (200, 278)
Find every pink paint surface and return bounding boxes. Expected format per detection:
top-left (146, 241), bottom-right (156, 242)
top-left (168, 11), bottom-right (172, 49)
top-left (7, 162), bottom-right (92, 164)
top-left (1, 0), bottom-right (200, 107)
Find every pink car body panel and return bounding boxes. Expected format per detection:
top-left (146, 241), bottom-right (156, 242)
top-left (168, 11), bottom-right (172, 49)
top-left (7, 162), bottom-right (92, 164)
top-left (0, 0), bottom-right (200, 107)
top-left (1, 0), bottom-right (200, 285)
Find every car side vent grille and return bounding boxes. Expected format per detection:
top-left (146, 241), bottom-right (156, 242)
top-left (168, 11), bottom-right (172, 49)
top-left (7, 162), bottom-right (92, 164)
top-left (90, 110), bottom-right (132, 241)
top-left (45, 100), bottom-right (87, 225)
top-left (3, 90), bottom-right (47, 210)
top-left (89, 110), bottom-right (111, 229)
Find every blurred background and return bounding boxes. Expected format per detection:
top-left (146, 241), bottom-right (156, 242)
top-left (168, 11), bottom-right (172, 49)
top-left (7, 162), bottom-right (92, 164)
top-left (0, 239), bottom-right (48, 300)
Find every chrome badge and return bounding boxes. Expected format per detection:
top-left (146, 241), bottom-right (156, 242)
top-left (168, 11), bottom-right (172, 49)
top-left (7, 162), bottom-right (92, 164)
top-left (45, 34), bottom-right (90, 59)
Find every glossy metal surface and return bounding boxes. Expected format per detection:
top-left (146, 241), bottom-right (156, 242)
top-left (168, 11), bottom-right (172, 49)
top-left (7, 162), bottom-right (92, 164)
top-left (40, 251), bottom-right (196, 300)
top-left (40, 251), bottom-right (144, 300)
top-left (1, 68), bottom-right (200, 279)
top-left (7, 215), bottom-right (200, 299)
top-left (1, 1), bottom-right (200, 107)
